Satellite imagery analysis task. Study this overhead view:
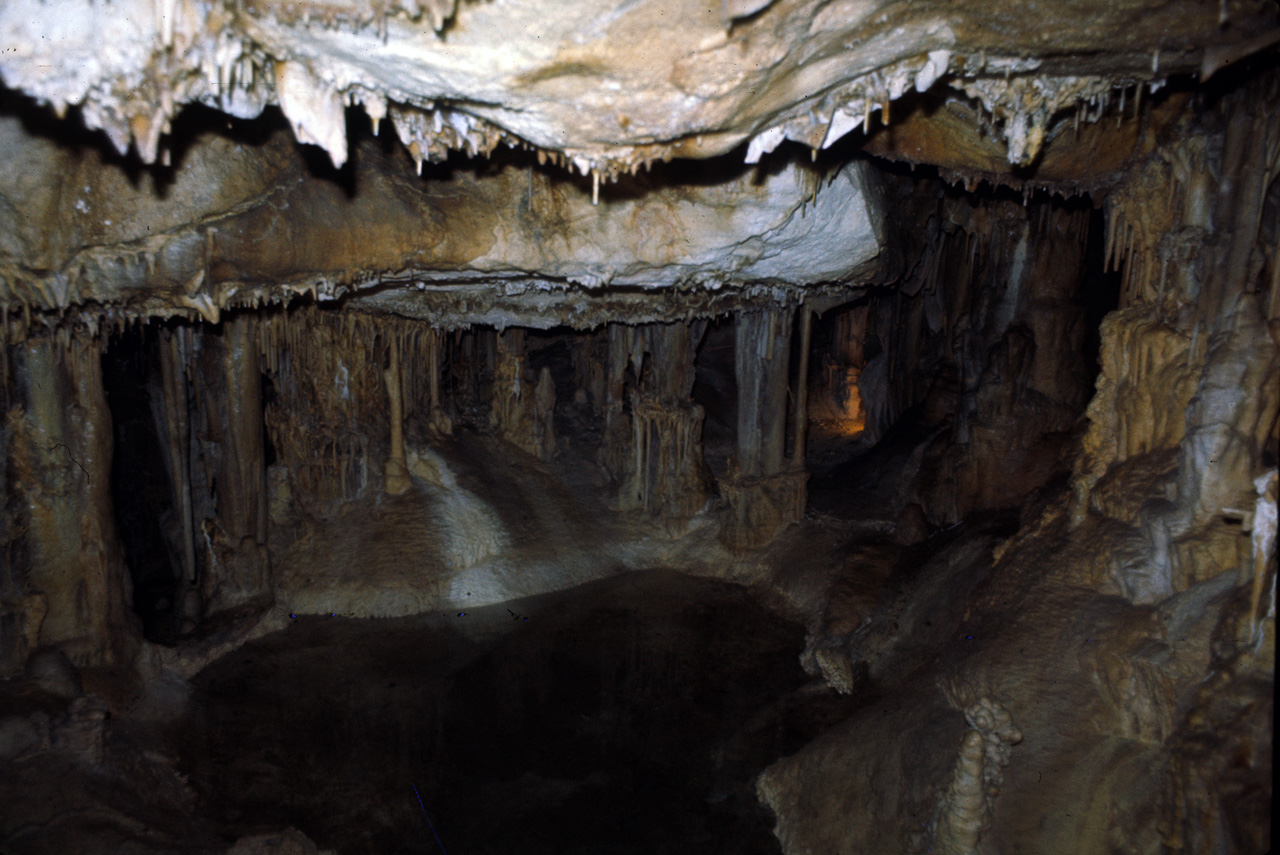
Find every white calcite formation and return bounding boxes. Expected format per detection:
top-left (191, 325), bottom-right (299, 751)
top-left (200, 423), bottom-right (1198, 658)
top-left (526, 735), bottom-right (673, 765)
top-left (3, 0), bottom-right (1275, 180)
top-left (447, 159), bottom-right (884, 291)
top-left (932, 699), bottom-right (1023, 855)
top-left (0, 114), bottom-right (885, 325)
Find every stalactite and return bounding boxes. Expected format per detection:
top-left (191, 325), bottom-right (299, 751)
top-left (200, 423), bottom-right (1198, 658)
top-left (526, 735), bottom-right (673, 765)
top-left (485, 328), bottom-right (556, 460)
top-left (258, 306), bottom-right (390, 510)
top-left (605, 321), bottom-right (712, 520)
top-left (792, 307), bottom-right (813, 467)
top-left (425, 327), bottom-right (452, 436)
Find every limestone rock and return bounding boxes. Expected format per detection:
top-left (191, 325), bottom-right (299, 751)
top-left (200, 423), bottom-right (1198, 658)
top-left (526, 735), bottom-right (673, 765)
top-left (0, 125), bottom-right (886, 324)
top-left (0, 714), bottom-right (44, 760)
top-left (25, 646), bottom-right (83, 700)
top-left (227, 828), bottom-right (334, 855)
top-left (51, 695), bottom-right (111, 766)
top-left (1, 0), bottom-right (1273, 175)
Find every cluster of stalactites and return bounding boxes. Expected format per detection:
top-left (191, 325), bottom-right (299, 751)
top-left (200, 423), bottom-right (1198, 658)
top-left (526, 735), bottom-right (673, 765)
top-left (240, 0), bottom-right (460, 35)
top-left (257, 307), bottom-right (446, 504)
top-left (251, 57), bottom-right (1179, 184)
top-left (2, 0), bottom-right (1190, 202)
top-left (0, 242), bottom-right (399, 336)
top-left (1103, 78), bottom-right (1280, 312)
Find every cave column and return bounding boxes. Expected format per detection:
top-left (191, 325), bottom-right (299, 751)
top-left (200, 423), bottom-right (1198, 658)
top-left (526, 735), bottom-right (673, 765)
top-left (569, 329), bottom-right (607, 413)
top-left (195, 315), bottom-right (271, 612)
top-left (158, 327), bottom-right (198, 616)
top-left (615, 321), bottom-right (712, 520)
top-left (17, 332), bottom-right (138, 665)
top-left (489, 328), bottom-right (555, 460)
top-left (222, 316), bottom-right (267, 545)
top-left (792, 306), bottom-right (813, 468)
top-left (719, 307), bottom-right (808, 548)
top-left (490, 328), bottom-right (525, 442)
top-left (599, 323), bottom-right (635, 481)
top-left (734, 308), bottom-right (791, 478)
top-left (384, 334), bottom-right (411, 495)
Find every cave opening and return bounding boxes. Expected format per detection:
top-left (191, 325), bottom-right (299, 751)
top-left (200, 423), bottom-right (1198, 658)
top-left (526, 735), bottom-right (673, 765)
top-left (692, 315), bottom-right (737, 479)
top-left (0, 20), bottom-right (1276, 855)
top-left (102, 324), bottom-right (184, 642)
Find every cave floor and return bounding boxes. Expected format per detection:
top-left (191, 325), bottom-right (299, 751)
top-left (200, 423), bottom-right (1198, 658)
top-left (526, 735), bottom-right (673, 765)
top-left (174, 570), bottom-right (861, 855)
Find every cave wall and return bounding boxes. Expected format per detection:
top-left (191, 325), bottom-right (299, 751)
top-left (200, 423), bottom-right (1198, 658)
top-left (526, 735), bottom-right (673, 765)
top-left (1, 331), bottom-right (139, 669)
top-left (835, 185), bottom-right (1098, 526)
top-left (0, 40), bottom-right (1274, 855)
top-left (1070, 78), bottom-right (1280, 603)
top-left (0, 104), bottom-right (885, 328)
top-left (758, 72), bottom-right (1279, 855)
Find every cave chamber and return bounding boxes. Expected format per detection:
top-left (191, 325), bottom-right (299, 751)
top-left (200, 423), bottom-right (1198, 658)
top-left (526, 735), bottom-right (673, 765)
top-left (0, 2), bottom-right (1277, 853)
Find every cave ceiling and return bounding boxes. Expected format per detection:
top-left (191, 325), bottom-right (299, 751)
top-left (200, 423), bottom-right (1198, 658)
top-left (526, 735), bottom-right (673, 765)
top-left (1, 0), bottom-right (1278, 327)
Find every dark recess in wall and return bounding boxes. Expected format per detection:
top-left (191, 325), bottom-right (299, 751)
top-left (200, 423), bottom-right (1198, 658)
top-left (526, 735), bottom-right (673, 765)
top-left (101, 326), bottom-right (181, 641)
top-left (1081, 204), bottom-right (1122, 380)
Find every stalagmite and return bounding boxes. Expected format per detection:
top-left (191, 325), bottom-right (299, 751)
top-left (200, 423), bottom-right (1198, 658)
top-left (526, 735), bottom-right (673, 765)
top-left (384, 335), bottom-right (411, 495)
top-left (933, 699), bottom-right (1022, 855)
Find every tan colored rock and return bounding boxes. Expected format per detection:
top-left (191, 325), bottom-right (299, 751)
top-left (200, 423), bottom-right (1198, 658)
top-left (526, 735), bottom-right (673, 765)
top-left (2, 0), bottom-right (1274, 176)
top-left (227, 828), bottom-right (334, 855)
top-left (0, 121), bottom-right (886, 325)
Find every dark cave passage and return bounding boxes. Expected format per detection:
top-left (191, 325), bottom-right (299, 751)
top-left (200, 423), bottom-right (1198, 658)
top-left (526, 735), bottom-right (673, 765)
top-left (102, 326), bottom-right (181, 642)
top-left (180, 572), bottom-right (850, 855)
top-left (692, 317), bottom-right (737, 480)
top-left (0, 26), bottom-right (1274, 855)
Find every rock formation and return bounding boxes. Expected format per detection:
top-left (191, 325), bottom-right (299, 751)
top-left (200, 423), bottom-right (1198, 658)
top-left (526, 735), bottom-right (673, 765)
top-left (0, 1), bottom-right (1276, 853)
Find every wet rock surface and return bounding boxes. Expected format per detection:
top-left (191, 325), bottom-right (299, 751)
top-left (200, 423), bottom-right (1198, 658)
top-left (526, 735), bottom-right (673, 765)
top-left (178, 571), bottom-right (849, 855)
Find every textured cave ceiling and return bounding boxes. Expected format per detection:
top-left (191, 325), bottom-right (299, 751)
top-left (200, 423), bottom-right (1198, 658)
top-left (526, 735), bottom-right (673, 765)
top-left (1, 0), bottom-right (1278, 330)
top-left (0, 5), bottom-right (1276, 854)
top-left (4, 0), bottom-right (1278, 173)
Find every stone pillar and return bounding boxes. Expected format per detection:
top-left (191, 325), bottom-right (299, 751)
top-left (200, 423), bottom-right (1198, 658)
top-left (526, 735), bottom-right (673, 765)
top-left (384, 336), bottom-right (411, 495)
top-left (158, 326), bottom-right (200, 620)
top-left (734, 308), bottom-right (791, 478)
top-left (720, 307), bottom-right (808, 548)
top-left (792, 306), bottom-right (813, 468)
top-left (221, 316), bottom-right (267, 543)
top-left (490, 329), bottom-right (556, 460)
top-left (600, 323), bottom-right (636, 481)
top-left (612, 321), bottom-right (712, 520)
top-left (17, 332), bottom-right (138, 665)
top-left (193, 315), bottom-right (271, 612)
top-left (490, 328), bottom-right (526, 442)
top-left (425, 327), bottom-right (452, 436)
top-left (570, 329), bottom-right (608, 412)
